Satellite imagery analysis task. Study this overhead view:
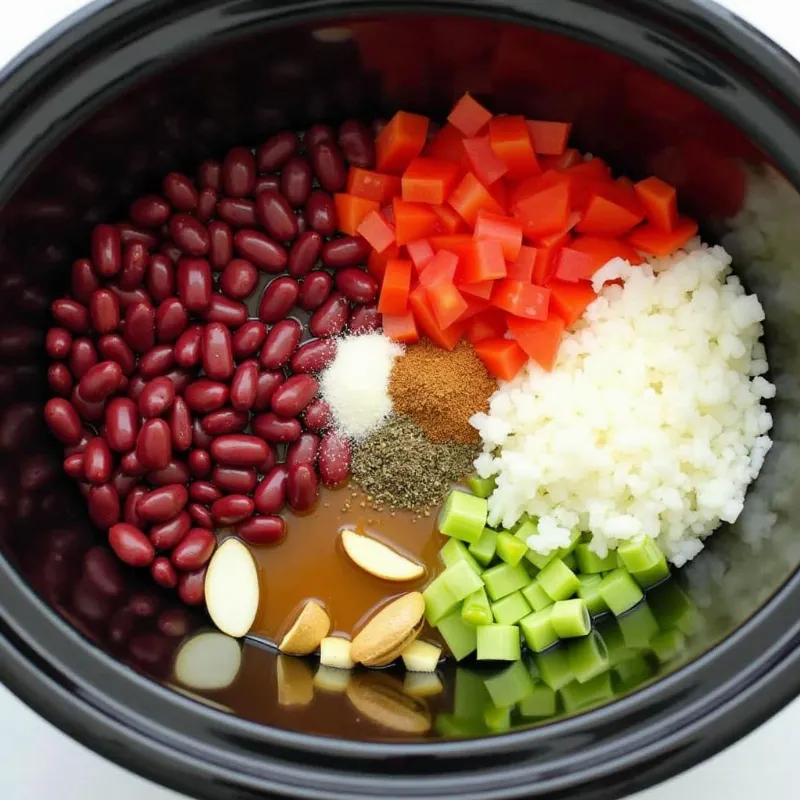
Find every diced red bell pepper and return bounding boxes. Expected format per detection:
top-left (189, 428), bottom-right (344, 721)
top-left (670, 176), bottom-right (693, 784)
top-left (539, 148), bottom-right (581, 171)
top-left (392, 198), bottom-right (439, 245)
top-left (402, 158), bottom-right (463, 205)
top-left (473, 211), bottom-right (523, 262)
top-left (465, 309), bottom-right (507, 343)
top-left (492, 279), bottom-right (550, 320)
top-left (408, 285), bottom-right (466, 350)
top-left (448, 172), bottom-right (505, 226)
top-left (536, 211), bottom-right (582, 247)
top-left (562, 158), bottom-right (611, 182)
top-left (456, 294), bottom-right (491, 322)
top-left (462, 136), bottom-right (508, 186)
top-left (448, 93), bottom-right (492, 137)
top-left (548, 279), bottom-right (597, 326)
top-left (376, 111), bottom-right (430, 174)
top-left (406, 238), bottom-right (435, 273)
top-left (430, 234), bottom-right (474, 262)
top-left (381, 202), bottom-right (395, 226)
top-left (419, 250), bottom-right (459, 288)
top-left (507, 314), bottom-right (565, 371)
top-left (514, 181), bottom-right (571, 240)
top-left (367, 243), bottom-right (400, 281)
top-left (461, 239), bottom-right (506, 284)
top-left (460, 280), bottom-right (495, 300)
top-left (555, 236), bottom-right (643, 281)
top-left (431, 203), bottom-right (467, 234)
top-left (489, 116), bottom-right (540, 178)
top-left (488, 179), bottom-right (508, 214)
top-left (507, 246), bottom-right (537, 282)
top-left (473, 337), bottom-right (528, 380)
top-left (532, 245), bottom-right (561, 286)
top-left (425, 277), bottom-right (469, 329)
top-left (347, 168), bottom-right (402, 204)
top-left (357, 209), bottom-right (396, 253)
top-left (382, 312), bottom-right (419, 344)
top-left (335, 194), bottom-right (381, 236)
top-left (626, 216), bottom-right (699, 256)
top-left (576, 182), bottom-right (645, 237)
top-left (525, 120), bottom-right (572, 155)
top-left (424, 124), bottom-right (466, 163)
top-left (509, 169), bottom-right (566, 209)
top-left (377, 258), bottom-right (413, 315)
top-left (633, 176), bottom-right (678, 232)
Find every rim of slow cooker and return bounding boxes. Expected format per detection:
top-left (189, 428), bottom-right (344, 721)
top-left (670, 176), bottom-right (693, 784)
top-left (2, 1), bottom-right (800, 798)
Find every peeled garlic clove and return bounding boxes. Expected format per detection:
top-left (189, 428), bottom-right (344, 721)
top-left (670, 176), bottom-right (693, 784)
top-left (204, 538), bottom-right (259, 638)
top-left (173, 631), bottom-right (242, 691)
top-left (278, 600), bottom-right (331, 656)
top-left (340, 529), bottom-right (424, 582)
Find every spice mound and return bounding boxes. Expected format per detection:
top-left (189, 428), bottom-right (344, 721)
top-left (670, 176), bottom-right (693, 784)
top-left (389, 340), bottom-right (496, 445)
top-left (351, 415), bottom-right (479, 512)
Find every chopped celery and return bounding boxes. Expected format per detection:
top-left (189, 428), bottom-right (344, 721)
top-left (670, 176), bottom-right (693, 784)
top-left (650, 629), bottom-right (687, 663)
top-left (466, 473), bottom-right (496, 499)
top-left (514, 518), bottom-right (538, 545)
top-left (550, 599), bottom-right (591, 638)
top-left (437, 609), bottom-right (477, 661)
top-left (618, 602), bottom-right (659, 649)
top-left (454, 668), bottom-right (490, 719)
top-left (438, 490), bottom-right (487, 544)
top-left (631, 553), bottom-right (671, 589)
top-left (476, 624), bottom-right (521, 661)
top-left (482, 561), bottom-right (530, 600)
top-left (534, 646), bottom-right (574, 690)
top-left (440, 538), bottom-right (482, 576)
top-left (484, 660), bottom-right (535, 707)
top-left (496, 531), bottom-right (528, 566)
top-left (522, 580), bottom-right (554, 612)
top-left (575, 543), bottom-right (618, 574)
top-left (537, 557), bottom-right (580, 602)
top-left (491, 590), bottom-right (531, 625)
top-left (568, 630), bottom-right (609, 683)
top-left (469, 527), bottom-right (498, 567)
top-left (442, 560), bottom-right (484, 601)
top-left (423, 574), bottom-right (459, 625)
top-left (617, 536), bottom-right (663, 573)
top-left (598, 622), bottom-right (636, 667)
top-left (526, 548), bottom-right (558, 570)
top-left (435, 713), bottom-right (486, 737)
top-left (578, 574), bottom-right (609, 616)
top-left (483, 704), bottom-right (512, 731)
top-left (599, 568), bottom-right (644, 616)
top-left (560, 673), bottom-right (613, 712)
top-left (518, 683), bottom-right (557, 718)
top-left (520, 608), bottom-right (559, 653)
top-left (462, 587), bottom-right (493, 626)
top-left (562, 551), bottom-right (578, 572)
top-left (613, 655), bottom-right (654, 689)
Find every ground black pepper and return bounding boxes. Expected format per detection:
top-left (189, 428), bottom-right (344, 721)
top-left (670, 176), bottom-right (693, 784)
top-left (351, 415), bottom-right (479, 512)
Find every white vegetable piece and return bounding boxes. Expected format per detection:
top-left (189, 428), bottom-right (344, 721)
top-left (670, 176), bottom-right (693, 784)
top-left (340, 528), bottom-right (424, 582)
top-left (204, 538), bottom-right (259, 638)
top-left (404, 672), bottom-right (444, 697)
top-left (401, 640), bottom-right (442, 672)
top-left (173, 631), bottom-right (242, 691)
top-left (314, 665), bottom-right (352, 693)
top-left (319, 636), bottom-right (355, 670)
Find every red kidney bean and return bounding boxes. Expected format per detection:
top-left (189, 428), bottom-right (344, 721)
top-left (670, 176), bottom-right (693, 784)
top-left (138, 376), bottom-right (175, 418)
top-left (260, 319), bottom-right (301, 369)
top-left (174, 324), bottom-right (203, 368)
top-left (306, 191), bottom-right (337, 236)
top-left (65, 428), bottom-right (92, 456)
top-left (322, 235), bottom-right (371, 268)
top-left (118, 223), bottom-right (159, 250)
top-left (309, 293), bottom-right (349, 338)
top-left (89, 484), bottom-right (121, 528)
top-left (178, 567), bottom-right (207, 605)
top-left (288, 231), bottom-right (323, 278)
top-left (123, 302), bottom-right (155, 353)
top-left (227, 360), bottom-right (257, 411)
top-left (164, 368), bottom-right (190, 395)
top-left (210, 434), bottom-right (269, 466)
top-left (271, 374), bottom-right (318, 417)
top-left (185, 379), bottom-right (229, 412)
top-left (202, 408), bottom-right (248, 436)
top-left (299, 271), bottom-right (333, 311)
top-left (130, 195), bottom-right (171, 228)
top-left (71, 384), bottom-right (105, 422)
top-left (253, 465), bottom-right (288, 514)
top-left (150, 510), bottom-right (191, 550)
top-left (296, 211), bottom-right (307, 235)
top-left (201, 294), bottom-right (248, 327)
top-left (52, 298), bottom-right (89, 332)
top-left (336, 267), bottom-right (378, 303)
top-left (124, 486), bottom-right (148, 527)
top-left (306, 124), bottom-right (335, 149)
top-left (119, 243), bottom-right (148, 290)
top-left (236, 516), bottom-right (285, 545)
top-left (188, 449), bottom-right (211, 478)
top-left (223, 146), bottom-right (256, 197)
top-left (164, 173), bottom-right (198, 211)
top-left (287, 463), bottom-right (318, 512)
top-left (318, 432), bottom-right (351, 486)
top-left (303, 398), bottom-right (331, 432)
top-left (71, 259), bottom-right (99, 305)
top-left (158, 607), bottom-right (190, 637)
top-left (232, 320), bottom-right (267, 358)
top-left (46, 327), bottom-right (72, 359)
top-left (217, 197), bottom-right (256, 228)
top-left (259, 276), bottom-right (299, 323)
top-left (196, 187), bottom-right (218, 222)
top-left (98, 334), bottom-right (136, 375)
top-left (84, 437), bottom-right (112, 484)
top-left (177, 258), bottom-right (212, 312)
top-left (121, 449), bottom-right (148, 477)
top-left (192, 419), bottom-right (214, 453)
top-left (287, 433), bottom-right (320, 470)
top-left (170, 214), bottom-right (210, 256)
top-left (112, 469), bottom-right (139, 499)
top-left (291, 338), bottom-right (337, 375)
top-left (212, 465), bottom-right (258, 494)
top-left (64, 452), bottom-right (85, 478)
top-left (256, 189), bottom-right (298, 241)
top-left (349, 303), bottom-right (380, 334)
top-left (209, 220), bottom-right (234, 269)
top-left (253, 370), bottom-right (284, 411)
top-left (255, 175), bottom-right (280, 195)
top-left (138, 345), bottom-right (174, 379)
top-left (280, 157), bottom-right (313, 207)
top-left (84, 546), bottom-right (124, 597)
top-left (72, 576), bottom-right (112, 623)
top-left (105, 397), bottom-right (139, 452)
top-left (155, 297), bottom-right (189, 342)
top-left (189, 481), bottom-right (222, 504)
top-left (130, 591), bottom-right (161, 618)
top-left (310, 141), bottom-right (347, 193)
top-left (257, 131), bottom-right (298, 171)
top-left (198, 160), bottom-right (222, 190)
top-left (109, 523), bottom-right (154, 567)
top-left (136, 418), bottom-right (172, 470)
top-left (146, 255), bottom-right (176, 303)
top-left (168, 396), bottom-right (192, 451)
top-left (252, 412), bottom-right (301, 443)
top-left (69, 337), bottom-right (98, 379)
top-left (48, 363), bottom-right (73, 396)
top-left (92, 224), bottom-right (122, 277)
top-left (211, 494), bottom-right (254, 525)
top-left (138, 484), bottom-right (189, 523)
top-left (338, 119), bottom-right (376, 169)
top-left (111, 285), bottom-right (151, 311)
top-left (188, 503), bottom-right (213, 529)
top-left (171, 528), bottom-right (215, 571)
top-left (148, 460), bottom-right (190, 486)
top-left (151, 557), bottom-right (178, 588)
top-left (79, 360), bottom-right (122, 402)
top-left (220, 257), bottom-right (259, 301)
top-left (235, 229), bottom-right (287, 272)
top-left (257, 445), bottom-right (278, 475)
top-left (202, 322), bottom-right (234, 381)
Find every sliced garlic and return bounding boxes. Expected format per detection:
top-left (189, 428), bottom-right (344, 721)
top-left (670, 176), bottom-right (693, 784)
top-left (173, 631), bottom-right (242, 691)
top-left (340, 529), bottom-right (424, 582)
top-left (204, 539), bottom-right (259, 639)
top-left (351, 591), bottom-right (425, 667)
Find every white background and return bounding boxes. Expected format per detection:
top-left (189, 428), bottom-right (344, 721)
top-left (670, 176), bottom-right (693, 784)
top-left (0, 0), bottom-right (798, 797)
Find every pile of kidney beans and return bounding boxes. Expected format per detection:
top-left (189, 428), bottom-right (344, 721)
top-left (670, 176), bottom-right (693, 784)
top-left (43, 120), bottom-right (381, 604)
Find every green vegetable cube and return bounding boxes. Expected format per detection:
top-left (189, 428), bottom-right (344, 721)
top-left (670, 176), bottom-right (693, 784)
top-left (631, 553), bottom-right (671, 589)
top-left (599, 568), bottom-right (644, 616)
top-left (476, 624), bottom-right (521, 661)
top-left (522, 580), bottom-right (554, 612)
top-left (617, 602), bottom-right (659, 649)
top-left (482, 562), bottom-right (530, 600)
top-left (614, 655), bottom-right (654, 688)
top-left (437, 610), bottom-right (477, 661)
top-left (577, 574), bottom-right (608, 616)
top-left (483, 704), bottom-right (512, 731)
top-left (423, 573), bottom-right (460, 625)
top-left (441, 560), bottom-right (484, 601)
top-left (560, 673), bottom-right (613, 712)
top-left (469, 527), bottom-right (498, 567)
top-left (440, 538), bottom-right (482, 575)
top-left (520, 608), bottom-right (559, 653)
top-left (518, 684), bottom-right (557, 718)
top-left (462, 587), bottom-right (493, 626)
top-left (575, 543), bottom-right (618, 574)
top-left (454, 668), bottom-right (490, 719)
top-left (534, 646), bottom-right (574, 690)
top-left (484, 660), bottom-right (535, 707)
top-left (537, 558), bottom-right (580, 601)
top-left (567, 630), bottom-right (609, 683)
top-left (438, 490), bottom-right (487, 544)
top-left (617, 536), bottom-right (664, 573)
top-left (550, 599), bottom-right (591, 638)
top-left (491, 590), bottom-right (531, 625)
top-left (496, 531), bottom-right (528, 566)
top-left (466, 473), bottom-right (496, 499)
top-left (650, 629), bottom-right (687, 663)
